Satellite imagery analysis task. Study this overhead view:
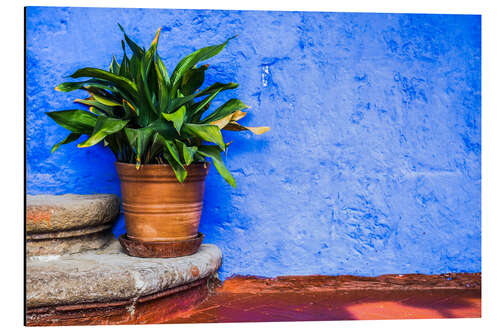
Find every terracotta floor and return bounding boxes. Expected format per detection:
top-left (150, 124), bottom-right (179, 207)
top-left (169, 275), bottom-right (481, 323)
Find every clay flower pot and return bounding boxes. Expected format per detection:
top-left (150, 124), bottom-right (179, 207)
top-left (115, 162), bottom-right (210, 257)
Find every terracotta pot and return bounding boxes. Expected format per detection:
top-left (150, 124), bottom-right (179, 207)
top-left (115, 162), bottom-right (210, 242)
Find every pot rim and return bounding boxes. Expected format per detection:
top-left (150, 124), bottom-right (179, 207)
top-left (115, 161), bottom-right (210, 169)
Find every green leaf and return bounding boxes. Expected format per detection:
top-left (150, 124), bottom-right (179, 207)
top-left (78, 116), bottom-right (129, 148)
top-left (118, 23), bottom-right (145, 58)
top-left (197, 145), bottom-right (236, 188)
top-left (119, 41), bottom-right (130, 78)
top-left (119, 58), bottom-right (129, 78)
top-left (162, 106), bottom-right (186, 133)
top-left (193, 152), bottom-right (207, 162)
top-left (137, 29), bottom-right (162, 117)
top-left (51, 133), bottom-right (82, 153)
top-left (189, 87), bottom-right (224, 121)
top-left (88, 107), bottom-right (107, 117)
top-left (179, 141), bottom-right (198, 166)
top-left (55, 79), bottom-right (112, 92)
top-left (128, 54), bottom-right (141, 79)
top-left (170, 36), bottom-right (236, 98)
top-left (149, 133), bottom-right (165, 158)
top-left (46, 110), bottom-right (97, 134)
top-left (70, 67), bottom-right (138, 101)
top-left (124, 127), bottom-right (137, 145)
top-left (136, 127), bottom-right (155, 161)
top-left (137, 57), bottom-right (158, 116)
top-left (124, 127), bottom-right (155, 167)
top-left (163, 151), bottom-right (187, 183)
top-left (74, 98), bottom-right (115, 115)
top-left (57, 79), bottom-right (132, 109)
top-left (146, 117), bottom-right (178, 140)
top-left (165, 139), bottom-right (184, 166)
top-left (197, 82), bottom-right (239, 97)
top-left (155, 134), bottom-right (183, 166)
top-left (166, 82), bottom-right (238, 115)
top-left (165, 93), bottom-right (197, 114)
top-left (156, 55), bottom-right (170, 89)
top-left (154, 56), bottom-right (170, 113)
top-left (110, 56), bottom-right (120, 74)
top-left (154, 134), bottom-right (187, 182)
top-left (183, 123), bottom-right (225, 150)
top-left (143, 27), bottom-right (161, 76)
top-left (103, 133), bottom-right (120, 159)
top-left (180, 65), bottom-right (207, 96)
top-left (201, 99), bottom-right (249, 123)
top-left (89, 92), bottom-right (122, 107)
top-left (131, 60), bottom-right (157, 126)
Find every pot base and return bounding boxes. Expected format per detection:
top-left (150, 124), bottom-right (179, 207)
top-left (118, 233), bottom-right (204, 258)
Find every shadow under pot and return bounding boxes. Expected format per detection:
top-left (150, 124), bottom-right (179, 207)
top-left (115, 162), bottom-right (210, 258)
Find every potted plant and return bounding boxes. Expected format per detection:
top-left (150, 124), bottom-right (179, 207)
top-left (46, 25), bottom-right (269, 256)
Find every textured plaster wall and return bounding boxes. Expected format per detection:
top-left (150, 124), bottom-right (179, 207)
top-left (26, 7), bottom-right (481, 280)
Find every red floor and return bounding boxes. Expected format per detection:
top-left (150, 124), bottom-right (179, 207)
top-left (169, 275), bottom-right (481, 323)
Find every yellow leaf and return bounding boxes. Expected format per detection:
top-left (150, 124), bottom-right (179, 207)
top-left (223, 121), bottom-right (270, 135)
top-left (150, 27), bottom-right (161, 48)
top-left (123, 99), bottom-right (136, 112)
top-left (210, 110), bottom-right (247, 129)
top-left (232, 110), bottom-right (247, 121)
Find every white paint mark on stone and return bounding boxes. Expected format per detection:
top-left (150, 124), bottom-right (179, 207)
top-left (131, 271), bottom-right (146, 292)
top-left (29, 255), bottom-right (61, 262)
top-left (127, 297), bottom-right (138, 317)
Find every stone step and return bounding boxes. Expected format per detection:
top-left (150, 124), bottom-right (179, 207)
top-left (26, 240), bottom-right (222, 325)
top-left (27, 194), bottom-right (120, 233)
top-left (26, 194), bottom-right (120, 256)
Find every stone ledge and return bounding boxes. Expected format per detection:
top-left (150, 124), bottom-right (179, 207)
top-left (26, 228), bottom-right (113, 256)
top-left (220, 273), bottom-right (482, 294)
top-left (26, 239), bottom-right (222, 309)
top-left (26, 276), bottom-right (218, 326)
top-left (26, 194), bottom-right (120, 233)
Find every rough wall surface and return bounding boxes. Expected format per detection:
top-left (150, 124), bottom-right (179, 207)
top-left (26, 7), bottom-right (481, 280)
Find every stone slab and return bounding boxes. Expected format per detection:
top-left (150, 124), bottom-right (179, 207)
top-left (26, 194), bottom-right (120, 233)
top-left (27, 224), bottom-right (112, 240)
top-left (220, 273), bottom-right (482, 293)
top-left (27, 227), bottom-right (113, 256)
top-left (26, 239), bottom-right (222, 309)
top-left (26, 277), bottom-right (216, 326)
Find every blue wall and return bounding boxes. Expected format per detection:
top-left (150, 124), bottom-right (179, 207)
top-left (26, 7), bottom-right (481, 280)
